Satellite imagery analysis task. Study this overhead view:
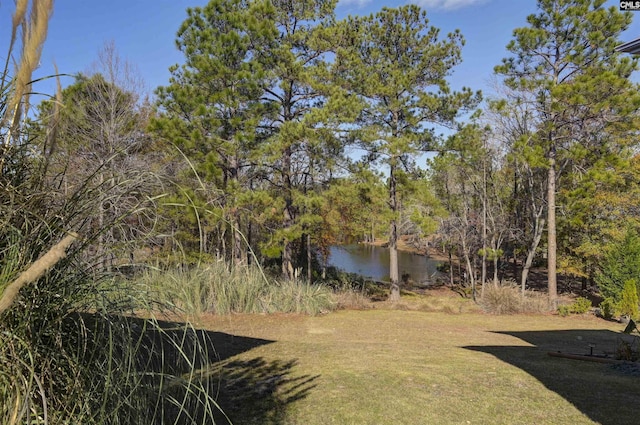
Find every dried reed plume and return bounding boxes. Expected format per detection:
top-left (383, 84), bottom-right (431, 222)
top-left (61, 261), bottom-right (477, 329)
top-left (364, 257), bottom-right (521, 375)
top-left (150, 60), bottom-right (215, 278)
top-left (2, 0), bottom-right (54, 146)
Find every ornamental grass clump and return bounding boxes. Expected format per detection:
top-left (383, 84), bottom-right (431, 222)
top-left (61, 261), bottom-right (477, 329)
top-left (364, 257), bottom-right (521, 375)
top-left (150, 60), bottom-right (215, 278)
top-left (138, 263), bottom-right (336, 316)
top-left (0, 2), bottom-right (221, 423)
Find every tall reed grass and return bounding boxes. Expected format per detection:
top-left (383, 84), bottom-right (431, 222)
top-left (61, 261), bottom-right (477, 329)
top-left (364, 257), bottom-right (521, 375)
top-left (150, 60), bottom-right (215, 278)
top-left (1, 2), bottom-right (223, 423)
top-left (137, 262), bottom-right (336, 316)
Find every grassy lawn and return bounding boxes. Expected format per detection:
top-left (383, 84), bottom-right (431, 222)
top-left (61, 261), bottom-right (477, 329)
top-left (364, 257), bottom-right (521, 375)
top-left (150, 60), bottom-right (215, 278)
top-left (185, 300), bottom-right (638, 425)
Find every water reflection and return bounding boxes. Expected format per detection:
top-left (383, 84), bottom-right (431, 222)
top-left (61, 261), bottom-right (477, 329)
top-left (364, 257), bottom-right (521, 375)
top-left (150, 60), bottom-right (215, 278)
top-left (327, 244), bottom-right (442, 284)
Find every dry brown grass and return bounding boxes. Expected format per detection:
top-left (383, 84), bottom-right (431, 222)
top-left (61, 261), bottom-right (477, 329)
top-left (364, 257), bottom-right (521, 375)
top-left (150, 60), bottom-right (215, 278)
top-left (371, 290), bottom-right (481, 314)
top-left (332, 288), bottom-right (373, 310)
top-left (480, 281), bottom-right (552, 314)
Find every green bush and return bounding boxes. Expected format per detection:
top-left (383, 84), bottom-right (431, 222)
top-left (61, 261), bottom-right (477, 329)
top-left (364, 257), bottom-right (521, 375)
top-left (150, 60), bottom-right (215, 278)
top-left (595, 228), bottom-right (640, 306)
top-left (618, 279), bottom-right (639, 319)
top-left (599, 297), bottom-right (616, 320)
top-left (572, 297), bottom-right (592, 314)
top-left (557, 304), bottom-right (572, 317)
top-left (557, 297), bottom-right (592, 317)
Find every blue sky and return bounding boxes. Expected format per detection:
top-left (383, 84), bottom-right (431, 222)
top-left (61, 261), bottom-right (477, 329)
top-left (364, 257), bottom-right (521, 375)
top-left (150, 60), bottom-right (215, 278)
top-left (1, 0), bottom-right (640, 104)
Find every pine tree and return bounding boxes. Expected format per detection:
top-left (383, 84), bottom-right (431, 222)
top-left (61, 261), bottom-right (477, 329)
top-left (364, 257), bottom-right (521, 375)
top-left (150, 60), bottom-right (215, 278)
top-left (495, 0), bottom-right (639, 304)
top-left (596, 228), bottom-right (640, 314)
top-left (152, 0), bottom-right (275, 265)
top-left (153, 0), bottom-right (355, 277)
top-left (336, 5), bottom-right (480, 301)
top-left (256, 0), bottom-right (357, 279)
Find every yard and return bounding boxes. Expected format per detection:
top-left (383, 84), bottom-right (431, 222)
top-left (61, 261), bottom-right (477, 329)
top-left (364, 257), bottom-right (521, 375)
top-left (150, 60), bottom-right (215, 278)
top-left (181, 303), bottom-right (639, 425)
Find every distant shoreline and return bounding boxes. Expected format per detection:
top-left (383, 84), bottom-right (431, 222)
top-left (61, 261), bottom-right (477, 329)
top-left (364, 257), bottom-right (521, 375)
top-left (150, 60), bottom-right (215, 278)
top-left (360, 237), bottom-right (451, 263)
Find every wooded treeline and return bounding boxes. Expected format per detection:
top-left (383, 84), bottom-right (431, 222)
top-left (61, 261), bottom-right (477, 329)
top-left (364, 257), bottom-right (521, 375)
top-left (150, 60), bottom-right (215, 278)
top-left (30, 0), bottom-right (640, 308)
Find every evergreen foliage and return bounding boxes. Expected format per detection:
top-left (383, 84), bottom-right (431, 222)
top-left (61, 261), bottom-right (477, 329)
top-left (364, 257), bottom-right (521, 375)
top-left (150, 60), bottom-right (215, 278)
top-left (335, 5), bottom-right (481, 300)
top-left (495, 0), bottom-right (640, 302)
top-left (596, 228), bottom-right (640, 306)
top-left (153, 0), bottom-right (355, 278)
top-left (618, 279), bottom-right (639, 319)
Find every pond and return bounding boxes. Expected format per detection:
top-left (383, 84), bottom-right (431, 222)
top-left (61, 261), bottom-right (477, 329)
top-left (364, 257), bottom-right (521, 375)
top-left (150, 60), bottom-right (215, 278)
top-left (327, 244), bottom-right (442, 285)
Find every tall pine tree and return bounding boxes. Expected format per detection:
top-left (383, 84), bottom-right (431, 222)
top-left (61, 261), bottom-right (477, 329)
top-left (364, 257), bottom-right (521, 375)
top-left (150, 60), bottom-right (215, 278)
top-left (336, 5), bottom-right (480, 301)
top-left (495, 0), bottom-right (639, 304)
top-left (153, 0), bottom-right (275, 265)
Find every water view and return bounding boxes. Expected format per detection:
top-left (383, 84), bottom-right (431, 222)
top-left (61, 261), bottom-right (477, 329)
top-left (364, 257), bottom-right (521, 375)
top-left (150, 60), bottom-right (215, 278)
top-left (328, 244), bottom-right (442, 285)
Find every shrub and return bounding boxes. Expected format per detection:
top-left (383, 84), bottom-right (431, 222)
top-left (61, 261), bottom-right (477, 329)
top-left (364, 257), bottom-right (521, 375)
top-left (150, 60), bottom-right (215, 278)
top-left (557, 297), bottom-right (592, 317)
top-left (618, 279), bottom-right (639, 320)
top-left (572, 297), bottom-right (593, 314)
top-left (332, 288), bottom-right (372, 310)
top-left (480, 281), bottom-right (551, 314)
top-left (595, 228), bottom-right (640, 306)
top-left (1, 143), bottom-right (220, 423)
top-left (557, 304), bottom-right (571, 317)
top-left (599, 297), bottom-right (616, 320)
top-left (480, 283), bottom-right (522, 314)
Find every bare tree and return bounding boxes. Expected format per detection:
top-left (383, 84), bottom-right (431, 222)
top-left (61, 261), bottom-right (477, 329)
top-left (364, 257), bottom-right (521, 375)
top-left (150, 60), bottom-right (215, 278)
top-left (35, 42), bottom-right (157, 271)
top-left (487, 90), bottom-right (546, 294)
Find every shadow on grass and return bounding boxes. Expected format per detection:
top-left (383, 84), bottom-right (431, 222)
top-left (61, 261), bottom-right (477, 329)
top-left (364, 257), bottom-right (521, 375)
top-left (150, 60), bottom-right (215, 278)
top-left (75, 314), bottom-right (317, 424)
top-left (465, 329), bottom-right (639, 425)
top-left (212, 357), bottom-right (319, 425)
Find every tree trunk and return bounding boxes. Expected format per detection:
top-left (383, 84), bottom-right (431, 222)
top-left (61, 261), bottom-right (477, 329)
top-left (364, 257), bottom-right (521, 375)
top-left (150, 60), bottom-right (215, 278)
top-left (464, 252), bottom-right (475, 300)
top-left (390, 231), bottom-right (399, 300)
top-left (282, 145), bottom-right (295, 280)
top-left (389, 163), bottom-right (400, 302)
top-left (247, 219), bottom-right (253, 265)
top-left (448, 248), bottom-right (454, 287)
top-left (231, 214), bottom-right (244, 267)
top-left (306, 233), bottom-right (312, 283)
top-left (522, 214), bottom-right (544, 296)
top-left (370, 221), bottom-right (375, 243)
top-left (230, 159), bottom-right (244, 267)
top-left (219, 229), bottom-right (226, 260)
top-left (282, 238), bottom-right (294, 280)
top-left (547, 146), bottom-right (557, 304)
top-left (481, 154), bottom-right (487, 294)
top-left (481, 249), bottom-right (487, 292)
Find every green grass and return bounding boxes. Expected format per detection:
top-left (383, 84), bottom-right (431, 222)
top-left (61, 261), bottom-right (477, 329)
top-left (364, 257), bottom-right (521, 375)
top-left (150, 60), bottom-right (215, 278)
top-left (189, 305), bottom-right (639, 425)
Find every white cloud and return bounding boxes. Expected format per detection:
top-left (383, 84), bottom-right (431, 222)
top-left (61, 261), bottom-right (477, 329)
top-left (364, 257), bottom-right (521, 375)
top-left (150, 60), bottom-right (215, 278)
top-left (338, 0), bottom-right (373, 7)
top-left (411, 0), bottom-right (489, 11)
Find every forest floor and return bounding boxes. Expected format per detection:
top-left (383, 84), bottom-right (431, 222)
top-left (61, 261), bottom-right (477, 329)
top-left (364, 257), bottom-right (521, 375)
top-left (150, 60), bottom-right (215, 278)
top-left (180, 304), bottom-right (639, 425)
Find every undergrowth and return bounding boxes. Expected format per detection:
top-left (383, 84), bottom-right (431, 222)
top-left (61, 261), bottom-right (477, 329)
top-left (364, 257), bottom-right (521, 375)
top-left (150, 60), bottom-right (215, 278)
top-left (479, 281), bottom-right (551, 314)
